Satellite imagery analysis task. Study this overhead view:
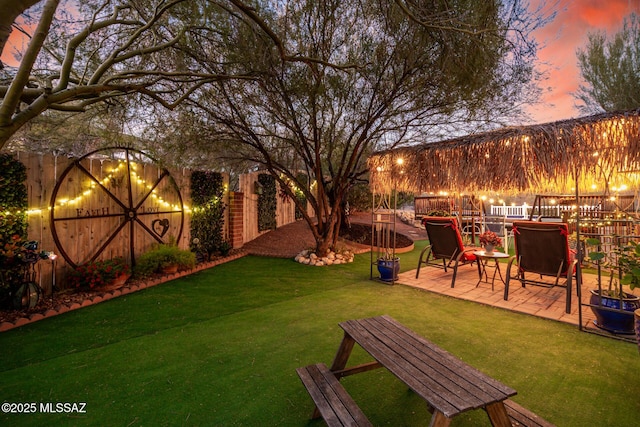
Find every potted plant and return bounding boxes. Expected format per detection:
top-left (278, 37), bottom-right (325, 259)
top-left (68, 257), bottom-right (131, 291)
top-left (586, 238), bottom-right (640, 334)
top-left (377, 251), bottom-right (400, 283)
top-left (134, 242), bottom-right (196, 278)
top-left (479, 230), bottom-right (502, 255)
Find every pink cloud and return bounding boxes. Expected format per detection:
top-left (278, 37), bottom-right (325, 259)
top-left (529, 0), bottom-right (640, 124)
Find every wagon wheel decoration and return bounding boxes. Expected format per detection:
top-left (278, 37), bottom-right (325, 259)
top-left (50, 147), bottom-right (184, 268)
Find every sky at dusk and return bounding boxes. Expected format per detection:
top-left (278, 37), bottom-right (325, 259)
top-left (528, 0), bottom-right (640, 124)
top-left (1, 1), bottom-right (639, 126)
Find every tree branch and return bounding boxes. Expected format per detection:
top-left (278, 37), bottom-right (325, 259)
top-left (0, 0), bottom-right (59, 127)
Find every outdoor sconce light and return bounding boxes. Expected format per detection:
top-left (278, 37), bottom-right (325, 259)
top-left (254, 181), bottom-right (263, 195)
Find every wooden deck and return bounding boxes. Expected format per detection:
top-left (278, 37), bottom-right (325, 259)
top-left (397, 263), bottom-right (600, 330)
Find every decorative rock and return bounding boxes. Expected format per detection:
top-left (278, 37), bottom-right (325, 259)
top-left (294, 249), bottom-right (355, 266)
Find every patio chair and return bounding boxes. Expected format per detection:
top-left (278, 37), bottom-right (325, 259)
top-left (416, 216), bottom-right (481, 287)
top-left (504, 221), bottom-right (579, 314)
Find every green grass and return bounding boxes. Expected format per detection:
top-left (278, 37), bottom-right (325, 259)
top-left (1, 247), bottom-right (639, 426)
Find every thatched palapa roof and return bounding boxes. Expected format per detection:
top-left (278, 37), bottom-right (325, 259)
top-left (368, 109), bottom-right (640, 196)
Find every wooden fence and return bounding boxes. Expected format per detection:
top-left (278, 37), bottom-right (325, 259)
top-left (10, 151), bottom-right (232, 294)
top-left (238, 171), bottom-right (313, 243)
top-left (8, 152), bottom-right (316, 294)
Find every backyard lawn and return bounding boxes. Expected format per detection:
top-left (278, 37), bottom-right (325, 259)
top-left (1, 247), bottom-right (639, 426)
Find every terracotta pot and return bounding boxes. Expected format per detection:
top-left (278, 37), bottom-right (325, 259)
top-left (102, 273), bottom-right (130, 291)
top-left (161, 264), bottom-right (179, 275)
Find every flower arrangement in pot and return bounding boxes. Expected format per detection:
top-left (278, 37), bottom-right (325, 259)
top-left (479, 230), bottom-right (502, 254)
top-left (586, 238), bottom-right (640, 334)
top-left (68, 257), bottom-right (131, 291)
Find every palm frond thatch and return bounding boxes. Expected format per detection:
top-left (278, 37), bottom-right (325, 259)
top-left (368, 109), bottom-right (640, 195)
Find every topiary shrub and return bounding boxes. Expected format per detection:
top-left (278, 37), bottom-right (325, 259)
top-left (258, 173), bottom-right (276, 231)
top-left (0, 154), bottom-right (28, 306)
top-left (294, 173), bottom-right (308, 220)
top-left (190, 171), bottom-right (226, 260)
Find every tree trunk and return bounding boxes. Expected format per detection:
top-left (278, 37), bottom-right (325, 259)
top-left (309, 187), bottom-right (344, 257)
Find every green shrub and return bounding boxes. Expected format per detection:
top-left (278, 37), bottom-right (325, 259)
top-left (0, 154), bottom-right (28, 305)
top-left (134, 244), bottom-right (196, 278)
top-left (258, 173), bottom-right (276, 231)
top-left (190, 171), bottom-right (226, 260)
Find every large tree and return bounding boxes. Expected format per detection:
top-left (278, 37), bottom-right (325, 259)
top-left (575, 12), bottom-right (640, 114)
top-left (180, 0), bottom-right (546, 256)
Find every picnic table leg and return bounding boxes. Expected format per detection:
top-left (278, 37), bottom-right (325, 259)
top-left (428, 410), bottom-right (452, 427)
top-left (485, 401), bottom-right (512, 427)
top-left (329, 332), bottom-right (356, 372)
top-left (309, 332), bottom-right (357, 419)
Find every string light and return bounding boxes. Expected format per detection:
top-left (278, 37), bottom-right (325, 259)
top-left (14, 160), bottom-right (189, 216)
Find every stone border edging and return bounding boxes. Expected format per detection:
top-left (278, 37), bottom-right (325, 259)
top-left (0, 251), bottom-right (248, 333)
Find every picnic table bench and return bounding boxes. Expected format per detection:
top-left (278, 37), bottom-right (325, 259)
top-left (297, 315), bottom-right (555, 427)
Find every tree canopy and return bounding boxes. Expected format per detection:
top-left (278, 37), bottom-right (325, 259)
top-left (575, 12), bottom-right (640, 114)
top-left (0, 0), bottom-right (549, 256)
top-left (0, 0), bottom-right (270, 148)
top-left (173, 0), bottom-right (546, 255)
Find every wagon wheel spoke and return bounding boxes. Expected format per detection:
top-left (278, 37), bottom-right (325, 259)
top-left (134, 169), bottom-right (171, 211)
top-left (134, 216), bottom-right (164, 244)
top-left (75, 161), bottom-right (128, 211)
top-left (87, 220), bottom-right (129, 263)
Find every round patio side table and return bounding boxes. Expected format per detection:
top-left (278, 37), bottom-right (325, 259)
top-left (473, 250), bottom-right (510, 290)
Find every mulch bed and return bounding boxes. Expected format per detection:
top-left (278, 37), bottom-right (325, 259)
top-left (340, 222), bottom-right (414, 248)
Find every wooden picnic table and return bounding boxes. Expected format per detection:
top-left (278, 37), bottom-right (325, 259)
top-left (328, 315), bottom-right (517, 427)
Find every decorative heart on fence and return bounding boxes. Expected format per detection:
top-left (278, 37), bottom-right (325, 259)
top-left (152, 219), bottom-right (170, 237)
